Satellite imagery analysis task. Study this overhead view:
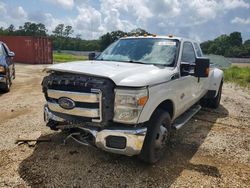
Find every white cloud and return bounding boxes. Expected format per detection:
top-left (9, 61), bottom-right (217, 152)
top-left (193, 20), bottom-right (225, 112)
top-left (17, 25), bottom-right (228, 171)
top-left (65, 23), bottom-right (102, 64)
top-left (0, 0), bottom-right (250, 40)
top-left (43, 0), bottom-right (74, 9)
top-left (74, 4), bottom-right (102, 38)
top-left (100, 0), bottom-right (152, 27)
top-left (189, 0), bottom-right (218, 19)
top-left (103, 9), bottom-right (135, 32)
top-left (223, 0), bottom-right (250, 9)
top-left (10, 6), bottom-right (28, 19)
top-left (0, 2), bottom-right (6, 15)
top-left (231, 17), bottom-right (250, 24)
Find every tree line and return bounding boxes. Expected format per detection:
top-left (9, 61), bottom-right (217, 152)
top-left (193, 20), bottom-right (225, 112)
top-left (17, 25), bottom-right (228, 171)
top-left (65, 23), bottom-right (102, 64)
top-left (0, 22), bottom-right (250, 57)
top-left (200, 32), bottom-right (250, 58)
top-left (0, 22), bottom-right (150, 52)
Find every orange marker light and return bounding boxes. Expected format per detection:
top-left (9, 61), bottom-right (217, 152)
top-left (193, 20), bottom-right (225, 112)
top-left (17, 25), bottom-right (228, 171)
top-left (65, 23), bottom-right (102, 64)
top-left (168, 34), bottom-right (173, 38)
top-left (152, 34), bottom-right (157, 37)
top-left (144, 34), bottom-right (147, 37)
top-left (138, 96), bottom-right (148, 106)
top-left (205, 68), bottom-right (210, 76)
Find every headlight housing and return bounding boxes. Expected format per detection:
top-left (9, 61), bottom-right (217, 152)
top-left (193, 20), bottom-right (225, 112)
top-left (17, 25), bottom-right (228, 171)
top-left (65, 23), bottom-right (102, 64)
top-left (113, 88), bottom-right (148, 124)
top-left (0, 66), bottom-right (5, 73)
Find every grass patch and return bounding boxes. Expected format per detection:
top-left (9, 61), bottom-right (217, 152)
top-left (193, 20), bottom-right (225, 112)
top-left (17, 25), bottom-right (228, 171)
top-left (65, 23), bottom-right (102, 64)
top-left (224, 66), bottom-right (250, 88)
top-left (53, 52), bottom-right (88, 63)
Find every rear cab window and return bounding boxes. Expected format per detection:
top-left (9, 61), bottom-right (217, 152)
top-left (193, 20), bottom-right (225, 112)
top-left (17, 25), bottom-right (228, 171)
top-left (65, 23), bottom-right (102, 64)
top-left (194, 42), bottom-right (203, 57)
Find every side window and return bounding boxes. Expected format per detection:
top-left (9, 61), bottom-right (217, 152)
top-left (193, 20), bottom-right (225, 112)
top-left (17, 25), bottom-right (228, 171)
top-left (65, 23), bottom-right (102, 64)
top-left (181, 42), bottom-right (196, 63)
top-left (194, 43), bottom-right (202, 57)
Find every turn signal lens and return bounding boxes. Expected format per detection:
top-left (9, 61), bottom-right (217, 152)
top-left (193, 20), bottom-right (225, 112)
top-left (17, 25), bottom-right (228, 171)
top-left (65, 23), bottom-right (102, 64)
top-left (205, 68), bottom-right (210, 76)
top-left (138, 96), bottom-right (148, 106)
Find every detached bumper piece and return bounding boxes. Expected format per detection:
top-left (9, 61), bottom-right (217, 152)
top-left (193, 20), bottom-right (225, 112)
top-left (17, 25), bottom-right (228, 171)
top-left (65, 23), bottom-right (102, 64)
top-left (44, 105), bottom-right (147, 156)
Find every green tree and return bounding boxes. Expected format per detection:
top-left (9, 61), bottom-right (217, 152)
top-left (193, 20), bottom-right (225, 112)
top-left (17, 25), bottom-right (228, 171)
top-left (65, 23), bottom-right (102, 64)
top-left (129, 28), bottom-right (150, 36)
top-left (6, 24), bottom-right (15, 34)
top-left (64, 25), bottom-right (74, 38)
top-left (99, 32), bottom-right (113, 51)
top-left (99, 28), bottom-right (152, 51)
top-left (229, 32), bottom-right (242, 47)
top-left (52, 24), bottom-right (64, 37)
top-left (200, 31), bottom-right (249, 57)
top-left (244, 40), bottom-right (250, 46)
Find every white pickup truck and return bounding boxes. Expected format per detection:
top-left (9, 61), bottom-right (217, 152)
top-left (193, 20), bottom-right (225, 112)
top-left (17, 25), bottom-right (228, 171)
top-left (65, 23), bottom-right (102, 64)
top-left (42, 35), bottom-right (223, 163)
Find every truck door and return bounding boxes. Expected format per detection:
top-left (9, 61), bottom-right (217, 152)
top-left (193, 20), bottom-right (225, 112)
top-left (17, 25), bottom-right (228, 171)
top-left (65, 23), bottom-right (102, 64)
top-left (178, 41), bottom-right (198, 113)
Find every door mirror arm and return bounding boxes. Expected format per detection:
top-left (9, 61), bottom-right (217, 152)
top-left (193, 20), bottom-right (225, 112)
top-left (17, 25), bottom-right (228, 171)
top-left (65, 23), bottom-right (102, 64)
top-left (180, 62), bottom-right (195, 76)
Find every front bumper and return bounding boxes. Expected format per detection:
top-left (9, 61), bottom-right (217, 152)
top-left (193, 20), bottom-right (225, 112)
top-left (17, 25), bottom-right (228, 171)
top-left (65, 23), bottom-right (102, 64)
top-left (0, 76), bottom-right (6, 84)
top-left (44, 105), bottom-right (147, 156)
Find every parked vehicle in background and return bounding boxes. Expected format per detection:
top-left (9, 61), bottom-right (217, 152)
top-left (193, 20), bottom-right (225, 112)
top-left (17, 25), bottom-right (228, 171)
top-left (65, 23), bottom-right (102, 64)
top-left (0, 42), bottom-right (15, 92)
top-left (42, 35), bottom-right (223, 163)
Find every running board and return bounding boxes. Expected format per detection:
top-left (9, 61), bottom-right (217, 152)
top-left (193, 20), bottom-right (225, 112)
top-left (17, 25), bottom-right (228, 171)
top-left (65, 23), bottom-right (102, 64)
top-left (172, 105), bottom-right (201, 130)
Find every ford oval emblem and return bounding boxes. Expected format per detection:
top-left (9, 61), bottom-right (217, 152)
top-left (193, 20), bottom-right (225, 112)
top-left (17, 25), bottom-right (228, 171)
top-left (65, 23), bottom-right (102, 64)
top-left (58, 97), bottom-right (75, 110)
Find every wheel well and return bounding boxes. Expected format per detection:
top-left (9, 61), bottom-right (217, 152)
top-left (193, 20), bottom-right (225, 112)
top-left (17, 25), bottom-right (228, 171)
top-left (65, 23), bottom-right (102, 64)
top-left (157, 100), bottom-right (174, 119)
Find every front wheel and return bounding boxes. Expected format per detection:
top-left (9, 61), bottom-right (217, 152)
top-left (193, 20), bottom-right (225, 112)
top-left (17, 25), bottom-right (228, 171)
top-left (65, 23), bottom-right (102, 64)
top-left (139, 109), bottom-right (172, 164)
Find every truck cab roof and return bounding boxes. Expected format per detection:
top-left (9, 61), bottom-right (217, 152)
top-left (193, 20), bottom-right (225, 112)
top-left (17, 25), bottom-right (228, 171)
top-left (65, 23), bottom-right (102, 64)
top-left (120, 35), bottom-right (199, 44)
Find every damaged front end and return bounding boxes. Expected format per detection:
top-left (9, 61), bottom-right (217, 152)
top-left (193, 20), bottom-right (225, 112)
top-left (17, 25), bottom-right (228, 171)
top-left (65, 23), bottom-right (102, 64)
top-left (42, 72), bottom-right (147, 156)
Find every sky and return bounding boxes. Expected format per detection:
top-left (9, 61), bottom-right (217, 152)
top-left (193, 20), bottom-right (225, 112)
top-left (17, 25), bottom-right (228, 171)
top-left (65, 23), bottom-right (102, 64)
top-left (0, 0), bottom-right (250, 42)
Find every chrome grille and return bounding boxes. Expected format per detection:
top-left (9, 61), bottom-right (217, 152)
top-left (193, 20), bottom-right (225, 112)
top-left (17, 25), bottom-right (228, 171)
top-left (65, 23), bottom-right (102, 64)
top-left (42, 72), bottom-right (115, 125)
top-left (47, 89), bottom-right (102, 122)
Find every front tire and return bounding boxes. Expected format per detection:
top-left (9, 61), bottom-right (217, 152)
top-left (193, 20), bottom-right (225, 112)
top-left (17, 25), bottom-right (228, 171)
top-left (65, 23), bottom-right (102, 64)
top-left (139, 109), bottom-right (172, 164)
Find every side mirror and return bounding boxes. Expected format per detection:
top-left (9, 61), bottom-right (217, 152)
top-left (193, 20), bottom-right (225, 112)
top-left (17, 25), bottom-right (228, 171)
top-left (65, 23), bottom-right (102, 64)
top-left (8, 51), bottom-right (15, 57)
top-left (88, 52), bottom-right (96, 60)
top-left (194, 57), bottom-right (210, 77)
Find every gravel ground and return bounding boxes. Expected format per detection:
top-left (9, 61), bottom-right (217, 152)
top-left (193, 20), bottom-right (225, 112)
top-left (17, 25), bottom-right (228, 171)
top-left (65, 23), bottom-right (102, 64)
top-left (0, 64), bottom-right (249, 188)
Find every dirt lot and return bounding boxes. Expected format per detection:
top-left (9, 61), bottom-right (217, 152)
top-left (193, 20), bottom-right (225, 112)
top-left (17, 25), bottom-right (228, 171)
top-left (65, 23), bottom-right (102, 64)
top-left (0, 64), bottom-right (249, 187)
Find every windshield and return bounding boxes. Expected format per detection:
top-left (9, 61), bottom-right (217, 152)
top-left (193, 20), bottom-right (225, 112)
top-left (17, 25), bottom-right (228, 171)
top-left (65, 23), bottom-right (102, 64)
top-left (97, 38), bottom-right (179, 66)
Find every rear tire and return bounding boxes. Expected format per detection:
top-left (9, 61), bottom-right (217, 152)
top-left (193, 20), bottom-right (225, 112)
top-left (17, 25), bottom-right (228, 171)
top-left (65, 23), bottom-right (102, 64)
top-left (139, 109), bottom-right (172, 164)
top-left (201, 81), bottom-right (223, 109)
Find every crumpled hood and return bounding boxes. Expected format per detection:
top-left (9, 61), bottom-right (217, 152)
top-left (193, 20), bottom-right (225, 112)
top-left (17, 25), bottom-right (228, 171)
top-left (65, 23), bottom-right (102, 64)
top-left (45, 61), bottom-right (175, 87)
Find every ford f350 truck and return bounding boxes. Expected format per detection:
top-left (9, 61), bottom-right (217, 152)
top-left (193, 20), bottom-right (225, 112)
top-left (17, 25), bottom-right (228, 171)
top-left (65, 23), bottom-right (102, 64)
top-left (42, 36), bottom-right (223, 163)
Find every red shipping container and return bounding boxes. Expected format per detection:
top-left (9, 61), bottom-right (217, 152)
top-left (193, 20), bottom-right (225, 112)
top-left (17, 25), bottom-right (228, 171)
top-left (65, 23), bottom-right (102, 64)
top-left (0, 36), bottom-right (53, 64)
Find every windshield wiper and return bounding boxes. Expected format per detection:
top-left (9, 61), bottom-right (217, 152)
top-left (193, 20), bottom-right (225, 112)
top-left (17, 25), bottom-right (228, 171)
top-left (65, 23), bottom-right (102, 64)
top-left (121, 60), bottom-right (146, 64)
top-left (95, 58), bottom-right (115, 61)
top-left (129, 60), bottom-right (168, 67)
top-left (150, 63), bottom-right (168, 67)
